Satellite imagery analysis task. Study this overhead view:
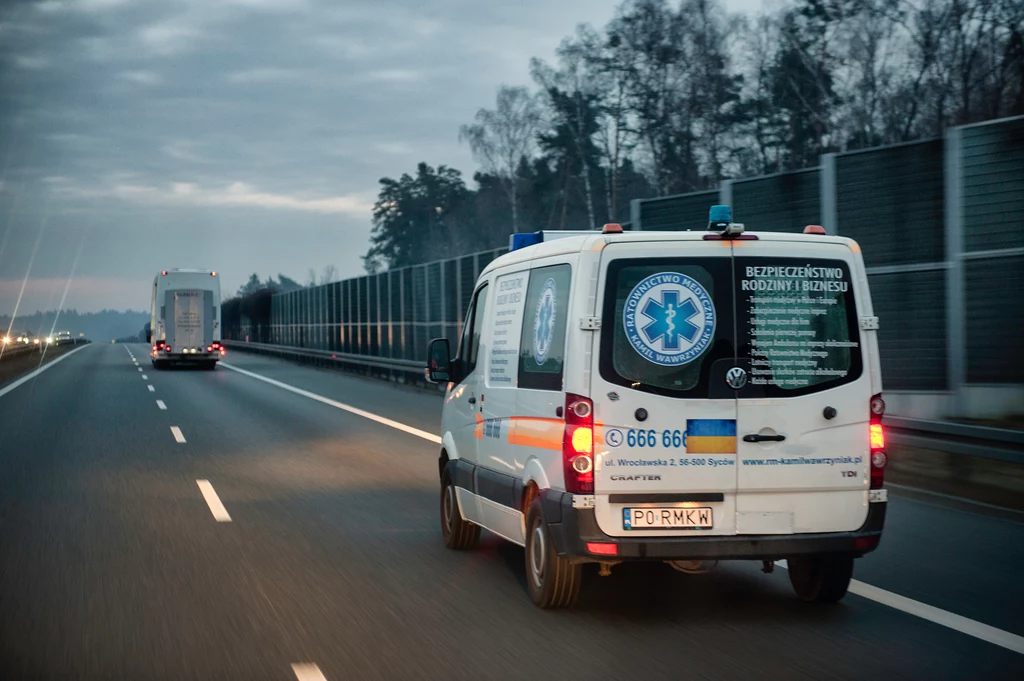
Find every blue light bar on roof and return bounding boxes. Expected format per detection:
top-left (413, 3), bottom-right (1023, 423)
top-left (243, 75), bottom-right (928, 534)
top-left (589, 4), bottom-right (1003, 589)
top-left (509, 231), bottom-right (544, 251)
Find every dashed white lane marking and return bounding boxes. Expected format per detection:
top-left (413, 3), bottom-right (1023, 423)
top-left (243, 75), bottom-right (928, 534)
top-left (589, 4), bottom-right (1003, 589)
top-left (0, 344), bottom-right (91, 400)
top-left (141, 374), bottom-right (148, 380)
top-left (147, 385), bottom-right (155, 392)
top-left (221, 363), bottom-right (441, 444)
top-left (776, 560), bottom-right (1024, 655)
top-left (170, 426), bottom-right (186, 443)
top-left (196, 480), bottom-right (231, 522)
top-left (291, 663), bottom-right (328, 681)
top-left (137, 367), bottom-right (143, 372)
top-left (156, 400), bottom-right (166, 410)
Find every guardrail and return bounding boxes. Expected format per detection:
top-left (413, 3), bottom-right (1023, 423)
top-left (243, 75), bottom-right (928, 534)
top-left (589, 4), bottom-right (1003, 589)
top-left (886, 416), bottom-right (1024, 464)
top-left (223, 340), bottom-right (1023, 463)
top-left (221, 340), bottom-right (433, 386)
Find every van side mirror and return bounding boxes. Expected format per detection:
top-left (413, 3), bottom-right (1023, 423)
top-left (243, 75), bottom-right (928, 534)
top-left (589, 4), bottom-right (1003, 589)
top-left (426, 338), bottom-right (454, 384)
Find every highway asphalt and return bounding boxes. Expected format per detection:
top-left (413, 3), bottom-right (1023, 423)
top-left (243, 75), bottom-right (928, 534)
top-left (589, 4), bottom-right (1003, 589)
top-left (0, 342), bottom-right (1022, 680)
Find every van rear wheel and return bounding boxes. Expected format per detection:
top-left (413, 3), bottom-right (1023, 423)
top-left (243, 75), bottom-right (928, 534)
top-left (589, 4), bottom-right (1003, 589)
top-left (787, 554), bottom-right (854, 603)
top-left (440, 469), bottom-right (479, 550)
top-left (525, 498), bottom-right (581, 608)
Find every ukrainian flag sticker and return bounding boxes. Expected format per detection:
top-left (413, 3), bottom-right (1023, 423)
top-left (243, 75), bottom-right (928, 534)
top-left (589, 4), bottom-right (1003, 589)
top-left (685, 419), bottom-right (737, 454)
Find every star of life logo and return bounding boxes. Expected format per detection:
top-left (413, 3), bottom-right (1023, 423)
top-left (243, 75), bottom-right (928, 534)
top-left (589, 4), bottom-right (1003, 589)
top-left (623, 272), bottom-right (716, 366)
top-left (533, 278), bottom-right (557, 365)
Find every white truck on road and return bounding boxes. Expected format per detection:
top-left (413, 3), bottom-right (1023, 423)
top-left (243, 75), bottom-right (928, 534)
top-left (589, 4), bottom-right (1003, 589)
top-left (149, 269), bottom-right (223, 370)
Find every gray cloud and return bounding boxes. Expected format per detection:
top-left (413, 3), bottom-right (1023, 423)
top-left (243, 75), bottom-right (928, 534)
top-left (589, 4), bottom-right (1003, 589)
top-left (1, 0), bottom-right (760, 314)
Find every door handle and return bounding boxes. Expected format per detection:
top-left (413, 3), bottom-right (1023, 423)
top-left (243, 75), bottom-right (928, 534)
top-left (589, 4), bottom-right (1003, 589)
top-left (468, 397), bottom-right (476, 404)
top-left (743, 434), bottom-right (786, 443)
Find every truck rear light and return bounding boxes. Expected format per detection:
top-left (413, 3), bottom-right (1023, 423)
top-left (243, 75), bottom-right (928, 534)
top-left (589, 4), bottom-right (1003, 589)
top-left (207, 345), bottom-right (213, 352)
top-left (870, 393), bottom-right (885, 489)
top-left (853, 536), bottom-right (879, 551)
top-left (164, 345), bottom-right (171, 353)
top-left (586, 542), bottom-right (618, 556)
top-left (563, 393), bottom-right (594, 494)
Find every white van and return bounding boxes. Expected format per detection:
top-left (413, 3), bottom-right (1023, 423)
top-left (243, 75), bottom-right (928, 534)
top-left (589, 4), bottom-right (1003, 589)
top-left (427, 207), bottom-right (887, 608)
top-left (149, 269), bottom-right (224, 369)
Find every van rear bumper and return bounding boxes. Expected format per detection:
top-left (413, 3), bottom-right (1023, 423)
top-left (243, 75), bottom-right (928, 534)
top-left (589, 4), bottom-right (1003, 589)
top-left (541, 490), bottom-right (886, 561)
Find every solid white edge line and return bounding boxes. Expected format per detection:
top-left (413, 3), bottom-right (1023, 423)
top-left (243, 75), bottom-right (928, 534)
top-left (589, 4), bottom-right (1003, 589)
top-left (887, 482), bottom-right (1024, 521)
top-left (0, 344), bottom-right (91, 400)
top-left (291, 663), bottom-right (328, 681)
top-left (156, 400), bottom-right (166, 410)
top-left (170, 426), bottom-right (186, 443)
top-left (775, 560), bottom-right (1024, 655)
top-left (196, 480), bottom-right (231, 522)
top-left (220, 362), bottom-right (442, 444)
top-left (147, 385), bottom-right (155, 392)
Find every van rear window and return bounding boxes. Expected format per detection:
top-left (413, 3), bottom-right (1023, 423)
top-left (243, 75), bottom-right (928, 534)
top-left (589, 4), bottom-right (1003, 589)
top-left (735, 257), bottom-right (862, 396)
top-left (599, 258), bottom-right (735, 398)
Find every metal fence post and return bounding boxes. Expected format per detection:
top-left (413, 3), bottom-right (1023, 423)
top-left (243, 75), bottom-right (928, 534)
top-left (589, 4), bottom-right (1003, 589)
top-left (820, 152), bottom-right (838, 235)
top-left (630, 198), bottom-right (642, 231)
top-left (719, 179), bottom-right (733, 208)
top-left (945, 126), bottom-right (966, 417)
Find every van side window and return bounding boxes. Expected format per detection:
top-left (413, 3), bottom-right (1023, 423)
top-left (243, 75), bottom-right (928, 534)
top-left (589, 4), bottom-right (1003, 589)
top-left (461, 284), bottom-right (488, 377)
top-left (518, 264), bottom-right (571, 391)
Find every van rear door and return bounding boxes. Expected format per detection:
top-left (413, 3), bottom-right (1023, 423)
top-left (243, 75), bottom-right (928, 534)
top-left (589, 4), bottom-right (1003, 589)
top-left (733, 241), bottom-right (870, 534)
top-left (591, 240), bottom-right (738, 538)
top-left (169, 290), bottom-right (208, 351)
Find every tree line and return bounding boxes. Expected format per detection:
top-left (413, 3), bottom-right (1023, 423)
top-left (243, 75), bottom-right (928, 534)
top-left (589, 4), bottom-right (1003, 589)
top-left (364, 0), bottom-right (1023, 272)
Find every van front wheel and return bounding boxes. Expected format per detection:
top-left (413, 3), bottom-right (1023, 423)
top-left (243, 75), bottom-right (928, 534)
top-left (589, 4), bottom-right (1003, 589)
top-left (787, 554), bottom-right (854, 603)
top-left (440, 470), bottom-right (479, 550)
top-left (525, 498), bottom-right (581, 608)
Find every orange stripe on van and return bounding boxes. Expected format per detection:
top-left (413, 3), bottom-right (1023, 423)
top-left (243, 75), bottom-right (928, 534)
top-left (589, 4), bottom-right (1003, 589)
top-left (474, 413), bottom-right (484, 439)
top-left (507, 417), bottom-right (563, 450)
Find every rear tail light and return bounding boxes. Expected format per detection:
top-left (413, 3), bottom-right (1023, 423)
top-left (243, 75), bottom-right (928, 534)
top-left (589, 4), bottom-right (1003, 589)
top-left (563, 393), bottom-right (594, 494)
top-left (207, 345), bottom-right (213, 352)
top-left (869, 393), bottom-right (886, 489)
top-left (164, 345), bottom-right (171, 353)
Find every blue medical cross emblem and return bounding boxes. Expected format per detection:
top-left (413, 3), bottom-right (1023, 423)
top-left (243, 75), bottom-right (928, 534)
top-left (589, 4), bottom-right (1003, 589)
top-left (641, 291), bottom-right (700, 350)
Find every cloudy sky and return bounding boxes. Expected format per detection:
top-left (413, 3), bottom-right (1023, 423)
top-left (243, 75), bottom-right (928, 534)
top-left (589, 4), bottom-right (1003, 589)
top-left (0, 0), bottom-right (763, 315)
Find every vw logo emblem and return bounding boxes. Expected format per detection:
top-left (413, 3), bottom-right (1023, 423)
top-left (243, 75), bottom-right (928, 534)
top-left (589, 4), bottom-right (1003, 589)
top-left (726, 366), bottom-right (747, 390)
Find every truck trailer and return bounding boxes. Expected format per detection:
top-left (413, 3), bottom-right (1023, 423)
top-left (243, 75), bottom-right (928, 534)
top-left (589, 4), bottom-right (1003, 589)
top-left (149, 269), bottom-right (223, 369)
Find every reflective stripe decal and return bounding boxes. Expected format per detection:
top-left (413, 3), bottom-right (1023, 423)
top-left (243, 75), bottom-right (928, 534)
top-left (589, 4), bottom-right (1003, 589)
top-left (507, 417), bottom-right (563, 450)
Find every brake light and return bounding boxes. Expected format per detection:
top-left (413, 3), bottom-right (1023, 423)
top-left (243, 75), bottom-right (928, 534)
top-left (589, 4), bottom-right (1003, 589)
top-left (207, 345), bottom-right (213, 352)
top-left (563, 393), bottom-right (594, 494)
top-left (164, 345), bottom-right (171, 353)
top-left (870, 393), bottom-right (886, 489)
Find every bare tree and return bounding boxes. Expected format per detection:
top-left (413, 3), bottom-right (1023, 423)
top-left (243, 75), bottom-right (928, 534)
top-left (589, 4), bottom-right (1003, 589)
top-left (532, 32), bottom-right (603, 228)
top-left (306, 268), bottom-right (317, 288)
top-left (320, 264), bottom-right (338, 286)
top-left (460, 86), bottom-right (542, 233)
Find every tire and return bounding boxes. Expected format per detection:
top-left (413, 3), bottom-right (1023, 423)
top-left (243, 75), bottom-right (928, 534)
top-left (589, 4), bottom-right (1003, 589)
top-left (153, 360), bottom-right (168, 370)
top-left (203, 361), bottom-right (217, 371)
top-left (525, 498), bottom-right (581, 608)
top-left (787, 554), bottom-right (854, 603)
top-left (440, 469), bottom-right (479, 550)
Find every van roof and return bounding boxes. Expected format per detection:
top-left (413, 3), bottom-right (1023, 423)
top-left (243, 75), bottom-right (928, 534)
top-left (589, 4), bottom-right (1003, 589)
top-left (482, 231), bottom-right (861, 277)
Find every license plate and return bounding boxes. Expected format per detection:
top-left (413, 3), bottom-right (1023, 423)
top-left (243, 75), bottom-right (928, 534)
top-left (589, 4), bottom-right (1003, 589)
top-left (623, 507), bottom-right (713, 530)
